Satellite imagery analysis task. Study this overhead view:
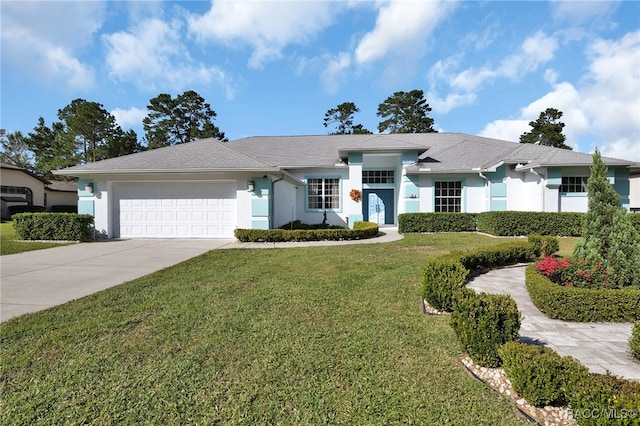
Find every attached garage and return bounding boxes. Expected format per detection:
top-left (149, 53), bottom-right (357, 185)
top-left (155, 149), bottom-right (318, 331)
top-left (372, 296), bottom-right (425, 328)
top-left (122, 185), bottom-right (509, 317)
top-left (114, 181), bottom-right (237, 238)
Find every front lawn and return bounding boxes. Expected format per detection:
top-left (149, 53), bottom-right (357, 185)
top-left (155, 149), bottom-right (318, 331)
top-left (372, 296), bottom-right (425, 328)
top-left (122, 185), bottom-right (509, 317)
top-left (0, 221), bottom-right (73, 255)
top-left (1, 233), bottom-right (534, 424)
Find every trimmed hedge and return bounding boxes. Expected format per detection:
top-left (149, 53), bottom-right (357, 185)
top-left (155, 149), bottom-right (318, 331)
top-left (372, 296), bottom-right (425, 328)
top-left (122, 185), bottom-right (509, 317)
top-left (565, 372), bottom-right (640, 426)
top-left (450, 288), bottom-right (521, 367)
top-left (525, 264), bottom-right (640, 322)
top-left (13, 213), bottom-right (94, 241)
top-left (527, 234), bottom-right (560, 257)
top-left (476, 211), bottom-right (583, 236)
top-left (422, 241), bottom-right (537, 311)
top-left (499, 341), bottom-right (588, 407)
top-left (8, 205), bottom-right (46, 216)
top-left (631, 322), bottom-right (640, 361)
top-left (234, 221), bottom-right (379, 242)
top-left (398, 213), bottom-right (477, 233)
top-left (421, 256), bottom-right (469, 312)
top-left (49, 205), bottom-right (78, 213)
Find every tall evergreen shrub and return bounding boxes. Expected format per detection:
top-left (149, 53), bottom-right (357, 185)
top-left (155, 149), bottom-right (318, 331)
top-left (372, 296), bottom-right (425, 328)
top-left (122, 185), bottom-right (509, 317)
top-left (573, 150), bottom-right (640, 288)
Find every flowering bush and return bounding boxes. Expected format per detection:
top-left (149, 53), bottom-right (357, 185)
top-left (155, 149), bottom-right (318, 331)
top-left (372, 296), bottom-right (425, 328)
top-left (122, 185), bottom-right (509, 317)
top-left (536, 256), bottom-right (610, 289)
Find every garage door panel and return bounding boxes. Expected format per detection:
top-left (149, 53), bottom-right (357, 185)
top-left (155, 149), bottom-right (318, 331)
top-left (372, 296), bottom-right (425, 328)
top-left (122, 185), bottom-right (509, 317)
top-left (116, 182), bottom-right (236, 238)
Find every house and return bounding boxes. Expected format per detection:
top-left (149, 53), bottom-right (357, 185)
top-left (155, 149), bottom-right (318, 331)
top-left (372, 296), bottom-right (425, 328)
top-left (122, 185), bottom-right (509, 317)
top-left (1, 163), bottom-right (77, 220)
top-left (54, 133), bottom-right (639, 239)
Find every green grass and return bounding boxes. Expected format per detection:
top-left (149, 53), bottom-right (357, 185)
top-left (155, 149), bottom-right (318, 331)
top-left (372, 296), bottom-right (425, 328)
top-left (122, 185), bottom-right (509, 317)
top-left (0, 221), bottom-right (73, 255)
top-left (1, 233), bottom-right (531, 425)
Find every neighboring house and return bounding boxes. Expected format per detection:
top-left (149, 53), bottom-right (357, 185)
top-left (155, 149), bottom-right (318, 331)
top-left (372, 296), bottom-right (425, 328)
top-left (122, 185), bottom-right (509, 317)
top-left (54, 133), bottom-right (639, 239)
top-left (1, 163), bottom-right (77, 220)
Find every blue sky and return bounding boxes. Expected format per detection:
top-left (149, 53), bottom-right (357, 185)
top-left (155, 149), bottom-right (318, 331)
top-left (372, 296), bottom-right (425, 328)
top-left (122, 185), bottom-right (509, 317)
top-left (2, 0), bottom-right (639, 161)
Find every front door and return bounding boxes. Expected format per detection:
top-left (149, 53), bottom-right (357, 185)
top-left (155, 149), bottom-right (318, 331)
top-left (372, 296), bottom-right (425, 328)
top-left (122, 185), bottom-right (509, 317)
top-left (363, 189), bottom-right (394, 225)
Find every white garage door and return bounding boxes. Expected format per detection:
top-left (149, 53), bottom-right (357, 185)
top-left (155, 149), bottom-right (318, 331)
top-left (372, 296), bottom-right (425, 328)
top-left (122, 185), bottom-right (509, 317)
top-left (115, 182), bottom-right (236, 238)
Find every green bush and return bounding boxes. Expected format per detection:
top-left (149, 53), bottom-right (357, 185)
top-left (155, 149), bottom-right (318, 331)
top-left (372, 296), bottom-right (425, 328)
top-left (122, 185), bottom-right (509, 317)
top-left (456, 241), bottom-right (538, 272)
top-left (398, 213), bottom-right (477, 233)
top-left (13, 213), bottom-right (94, 241)
top-left (450, 288), bottom-right (521, 367)
top-left (421, 241), bottom-right (536, 312)
top-left (631, 322), bottom-right (640, 361)
top-left (526, 264), bottom-right (640, 322)
top-left (278, 220), bottom-right (343, 230)
top-left (565, 372), bottom-right (640, 426)
top-left (421, 256), bottom-right (469, 311)
top-left (234, 221), bottom-right (379, 242)
top-left (629, 214), bottom-right (640, 233)
top-left (499, 341), bottom-right (588, 407)
top-left (476, 211), bottom-right (583, 236)
top-left (8, 205), bottom-right (46, 216)
top-left (49, 205), bottom-right (78, 213)
top-left (527, 234), bottom-right (560, 257)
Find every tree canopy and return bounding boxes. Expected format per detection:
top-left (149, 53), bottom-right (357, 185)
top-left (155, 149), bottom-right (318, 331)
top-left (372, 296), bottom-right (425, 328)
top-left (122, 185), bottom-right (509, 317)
top-left (143, 90), bottom-right (227, 149)
top-left (377, 89), bottom-right (437, 134)
top-left (323, 102), bottom-right (371, 135)
top-left (519, 108), bottom-right (571, 149)
top-left (0, 130), bottom-right (32, 170)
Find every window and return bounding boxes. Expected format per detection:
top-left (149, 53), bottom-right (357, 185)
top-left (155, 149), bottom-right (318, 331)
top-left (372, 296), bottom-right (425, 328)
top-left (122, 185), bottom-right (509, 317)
top-left (363, 170), bottom-right (395, 184)
top-left (307, 178), bottom-right (340, 209)
top-left (434, 181), bottom-right (462, 212)
top-left (1, 186), bottom-right (33, 204)
top-left (560, 176), bottom-right (588, 193)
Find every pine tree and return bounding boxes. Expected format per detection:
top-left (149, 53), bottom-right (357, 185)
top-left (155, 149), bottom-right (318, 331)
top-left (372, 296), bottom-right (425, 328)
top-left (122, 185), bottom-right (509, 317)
top-left (573, 150), bottom-right (640, 287)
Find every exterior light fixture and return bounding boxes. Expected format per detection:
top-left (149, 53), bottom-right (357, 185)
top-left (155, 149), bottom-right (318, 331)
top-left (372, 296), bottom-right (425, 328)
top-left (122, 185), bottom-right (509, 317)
top-left (85, 182), bottom-right (94, 193)
top-left (247, 180), bottom-right (255, 192)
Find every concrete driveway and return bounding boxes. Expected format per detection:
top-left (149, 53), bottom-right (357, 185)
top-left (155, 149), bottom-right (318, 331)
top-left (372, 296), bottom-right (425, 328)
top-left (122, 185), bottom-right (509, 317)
top-left (0, 239), bottom-right (235, 322)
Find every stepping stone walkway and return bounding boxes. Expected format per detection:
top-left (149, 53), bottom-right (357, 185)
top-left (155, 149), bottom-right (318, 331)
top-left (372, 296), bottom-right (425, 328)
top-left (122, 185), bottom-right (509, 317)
top-left (467, 266), bottom-right (639, 381)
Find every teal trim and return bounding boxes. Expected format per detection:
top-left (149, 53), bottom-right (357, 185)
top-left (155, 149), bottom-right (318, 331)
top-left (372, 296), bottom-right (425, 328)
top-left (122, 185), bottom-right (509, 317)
top-left (491, 182), bottom-right (506, 197)
top-left (348, 153), bottom-right (363, 164)
top-left (403, 174), bottom-right (419, 198)
top-left (251, 197), bottom-right (269, 216)
top-left (402, 151), bottom-right (418, 164)
top-left (486, 164), bottom-right (506, 180)
top-left (251, 219), bottom-right (269, 230)
top-left (405, 200), bottom-right (420, 213)
top-left (547, 168), bottom-right (561, 187)
top-left (490, 199), bottom-right (507, 211)
top-left (78, 200), bottom-right (94, 215)
top-left (252, 177), bottom-right (271, 196)
top-left (77, 179), bottom-right (94, 196)
top-left (348, 214), bottom-right (363, 228)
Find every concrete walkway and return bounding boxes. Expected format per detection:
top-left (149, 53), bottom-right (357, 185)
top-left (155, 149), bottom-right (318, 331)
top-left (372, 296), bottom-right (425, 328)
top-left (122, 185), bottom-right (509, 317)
top-left (467, 266), bottom-right (639, 381)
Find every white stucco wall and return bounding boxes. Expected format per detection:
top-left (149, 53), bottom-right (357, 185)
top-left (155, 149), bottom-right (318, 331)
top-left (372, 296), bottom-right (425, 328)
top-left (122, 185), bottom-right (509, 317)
top-left (630, 174), bottom-right (640, 211)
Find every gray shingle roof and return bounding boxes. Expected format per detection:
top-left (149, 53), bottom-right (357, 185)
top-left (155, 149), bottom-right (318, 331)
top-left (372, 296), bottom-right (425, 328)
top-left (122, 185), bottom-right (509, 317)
top-left (57, 138), bottom-right (277, 173)
top-left (55, 133), bottom-right (638, 176)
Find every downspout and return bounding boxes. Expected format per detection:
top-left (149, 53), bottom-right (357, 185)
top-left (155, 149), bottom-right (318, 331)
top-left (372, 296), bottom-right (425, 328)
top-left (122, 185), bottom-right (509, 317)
top-left (478, 172), bottom-right (490, 211)
top-left (529, 168), bottom-right (545, 212)
top-left (269, 174), bottom-right (285, 229)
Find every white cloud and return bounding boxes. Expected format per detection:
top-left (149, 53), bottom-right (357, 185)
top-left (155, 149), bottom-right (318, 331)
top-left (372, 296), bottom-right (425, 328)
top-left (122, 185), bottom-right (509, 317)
top-left (1, 1), bottom-right (104, 91)
top-left (111, 107), bottom-right (147, 130)
top-left (480, 31), bottom-right (640, 162)
top-left (428, 92), bottom-right (477, 114)
top-left (103, 18), bottom-right (236, 97)
top-left (188, 1), bottom-right (336, 69)
top-left (354, 0), bottom-right (454, 65)
top-left (551, 0), bottom-right (618, 25)
top-left (321, 52), bottom-right (352, 95)
top-left (451, 31), bottom-right (558, 92)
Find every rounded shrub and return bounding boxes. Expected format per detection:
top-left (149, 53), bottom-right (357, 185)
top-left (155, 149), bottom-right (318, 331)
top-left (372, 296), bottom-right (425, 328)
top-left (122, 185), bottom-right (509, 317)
top-left (421, 256), bottom-right (468, 312)
top-left (499, 341), bottom-right (588, 407)
top-left (631, 322), bottom-right (640, 361)
top-left (450, 288), bottom-right (521, 367)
